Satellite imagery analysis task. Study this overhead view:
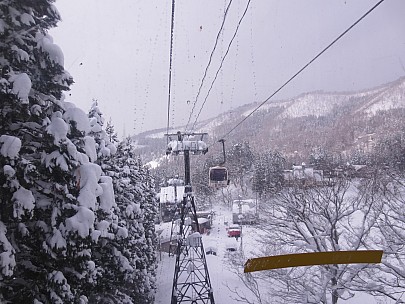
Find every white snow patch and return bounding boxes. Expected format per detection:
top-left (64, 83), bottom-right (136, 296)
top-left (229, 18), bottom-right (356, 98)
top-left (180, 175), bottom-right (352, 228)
top-left (66, 140), bottom-right (78, 160)
top-left (116, 226), bottom-right (129, 239)
top-left (107, 142), bottom-right (117, 155)
top-left (48, 228), bottom-right (67, 249)
top-left (37, 33), bottom-right (64, 66)
top-left (89, 117), bottom-right (102, 133)
top-left (20, 12), bottom-right (35, 25)
top-left (0, 19), bottom-right (6, 34)
top-left (18, 223), bottom-right (29, 236)
top-left (98, 140), bottom-right (111, 158)
top-left (11, 45), bottom-right (30, 62)
top-left (83, 136), bottom-right (97, 162)
top-left (0, 221), bottom-right (16, 277)
top-left (0, 135), bottom-right (21, 159)
top-left (76, 163), bottom-right (103, 210)
top-left (96, 220), bottom-right (110, 237)
top-left (12, 187), bottom-right (35, 219)
top-left (3, 165), bottom-right (15, 177)
top-left (63, 106), bottom-right (91, 134)
top-left (46, 112), bottom-right (68, 144)
top-left (65, 206), bottom-right (95, 238)
top-left (48, 270), bottom-right (66, 284)
top-left (99, 176), bottom-right (115, 212)
top-left (9, 73), bottom-right (31, 104)
top-left (146, 160), bottom-right (160, 169)
top-left (42, 150), bottom-right (69, 171)
top-left (125, 202), bottom-right (141, 218)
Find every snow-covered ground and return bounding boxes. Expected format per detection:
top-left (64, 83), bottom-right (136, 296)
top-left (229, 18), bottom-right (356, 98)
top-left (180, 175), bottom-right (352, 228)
top-left (155, 205), bottom-right (255, 303)
top-left (155, 205), bottom-right (382, 303)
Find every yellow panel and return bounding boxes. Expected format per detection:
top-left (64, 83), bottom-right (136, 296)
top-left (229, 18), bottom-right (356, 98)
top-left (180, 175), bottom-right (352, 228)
top-left (244, 250), bottom-right (383, 273)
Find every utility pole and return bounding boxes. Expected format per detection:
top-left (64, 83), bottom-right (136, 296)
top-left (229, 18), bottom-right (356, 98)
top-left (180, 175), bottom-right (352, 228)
top-left (166, 131), bottom-right (215, 304)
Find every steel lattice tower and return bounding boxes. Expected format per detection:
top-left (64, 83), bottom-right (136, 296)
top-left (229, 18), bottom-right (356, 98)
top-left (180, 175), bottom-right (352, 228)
top-left (166, 132), bottom-right (215, 304)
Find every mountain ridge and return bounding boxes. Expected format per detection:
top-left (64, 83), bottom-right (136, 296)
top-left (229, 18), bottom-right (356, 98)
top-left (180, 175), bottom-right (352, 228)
top-left (134, 76), bottom-right (405, 162)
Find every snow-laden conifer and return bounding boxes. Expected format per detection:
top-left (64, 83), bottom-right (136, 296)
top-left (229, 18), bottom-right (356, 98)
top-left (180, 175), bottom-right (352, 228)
top-left (105, 137), bottom-right (157, 303)
top-left (1, 1), bottom-right (110, 302)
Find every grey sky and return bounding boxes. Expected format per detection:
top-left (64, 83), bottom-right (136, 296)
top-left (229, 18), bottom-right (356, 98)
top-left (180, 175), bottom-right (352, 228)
top-left (50, 0), bottom-right (405, 138)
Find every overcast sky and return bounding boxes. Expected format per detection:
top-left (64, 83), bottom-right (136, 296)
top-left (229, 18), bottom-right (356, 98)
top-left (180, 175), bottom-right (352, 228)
top-left (50, 0), bottom-right (405, 138)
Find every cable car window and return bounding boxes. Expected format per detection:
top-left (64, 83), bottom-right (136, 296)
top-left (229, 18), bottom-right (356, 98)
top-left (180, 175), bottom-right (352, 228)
top-left (210, 167), bottom-right (228, 181)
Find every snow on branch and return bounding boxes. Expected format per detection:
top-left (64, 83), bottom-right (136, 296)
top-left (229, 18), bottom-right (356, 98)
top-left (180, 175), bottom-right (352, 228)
top-left (9, 73), bottom-right (31, 104)
top-left (0, 135), bottom-right (21, 159)
top-left (12, 187), bottom-right (35, 219)
top-left (0, 221), bottom-right (16, 277)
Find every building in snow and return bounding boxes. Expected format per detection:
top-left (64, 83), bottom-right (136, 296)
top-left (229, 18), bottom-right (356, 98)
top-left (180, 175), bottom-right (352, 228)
top-left (283, 163), bottom-right (323, 187)
top-left (232, 199), bottom-right (257, 224)
top-left (158, 178), bottom-right (185, 222)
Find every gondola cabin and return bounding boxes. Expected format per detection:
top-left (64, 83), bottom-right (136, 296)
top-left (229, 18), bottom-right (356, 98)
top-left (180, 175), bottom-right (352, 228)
top-left (209, 166), bottom-right (229, 187)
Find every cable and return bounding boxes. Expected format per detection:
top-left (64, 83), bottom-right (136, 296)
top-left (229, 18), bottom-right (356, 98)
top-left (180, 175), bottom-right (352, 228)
top-left (216, 0), bottom-right (386, 143)
top-left (166, 0), bottom-right (176, 143)
top-left (249, 3), bottom-right (259, 105)
top-left (190, 0), bottom-right (252, 132)
top-left (184, 0), bottom-right (234, 131)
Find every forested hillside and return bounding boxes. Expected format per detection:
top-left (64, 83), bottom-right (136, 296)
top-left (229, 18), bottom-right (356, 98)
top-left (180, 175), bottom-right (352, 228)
top-left (135, 77), bottom-right (405, 192)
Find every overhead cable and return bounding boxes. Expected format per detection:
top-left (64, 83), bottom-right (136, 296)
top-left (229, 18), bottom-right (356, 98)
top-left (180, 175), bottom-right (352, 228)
top-left (191, 0), bottom-right (252, 132)
top-left (217, 0), bottom-right (386, 143)
top-left (185, 0), bottom-right (234, 131)
top-left (166, 0), bottom-right (176, 143)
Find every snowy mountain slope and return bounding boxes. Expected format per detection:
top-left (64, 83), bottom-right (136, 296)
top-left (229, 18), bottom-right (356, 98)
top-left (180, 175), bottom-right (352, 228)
top-left (280, 92), bottom-right (353, 118)
top-left (242, 77), bottom-right (405, 119)
top-left (361, 77), bottom-right (405, 115)
top-left (133, 77), bottom-right (405, 163)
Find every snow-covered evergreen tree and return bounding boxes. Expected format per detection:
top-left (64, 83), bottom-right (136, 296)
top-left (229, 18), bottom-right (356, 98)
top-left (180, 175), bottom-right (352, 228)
top-left (105, 117), bottom-right (118, 145)
top-left (0, 2), bottom-right (155, 303)
top-left (101, 137), bottom-right (157, 303)
top-left (87, 100), bottom-right (116, 165)
top-left (0, 2), bottom-right (159, 303)
top-left (0, 1), bottom-right (106, 302)
top-left (83, 111), bottom-right (158, 303)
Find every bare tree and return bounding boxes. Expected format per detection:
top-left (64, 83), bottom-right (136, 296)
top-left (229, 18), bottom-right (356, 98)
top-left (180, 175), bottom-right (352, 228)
top-left (356, 173), bottom-right (405, 303)
top-left (232, 178), bottom-right (381, 304)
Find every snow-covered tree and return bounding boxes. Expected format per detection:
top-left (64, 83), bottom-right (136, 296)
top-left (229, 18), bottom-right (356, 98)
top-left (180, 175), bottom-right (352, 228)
top-left (371, 132), bottom-right (405, 172)
top-left (0, 1), bottom-right (111, 302)
top-left (87, 100), bottom-right (116, 164)
top-left (92, 137), bottom-right (157, 303)
top-left (309, 146), bottom-right (334, 171)
top-left (234, 179), bottom-right (380, 304)
top-left (354, 173), bottom-right (405, 303)
top-left (0, 2), bottom-right (157, 303)
top-left (252, 150), bottom-right (285, 199)
top-left (227, 142), bottom-right (254, 196)
top-left (0, 1), bottom-right (159, 303)
top-left (105, 117), bottom-right (118, 145)
top-left (192, 155), bottom-right (216, 209)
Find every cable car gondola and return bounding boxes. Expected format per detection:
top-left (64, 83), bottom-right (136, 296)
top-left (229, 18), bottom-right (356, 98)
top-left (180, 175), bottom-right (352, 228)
top-left (209, 166), bottom-right (228, 187)
top-left (209, 139), bottom-right (229, 188)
